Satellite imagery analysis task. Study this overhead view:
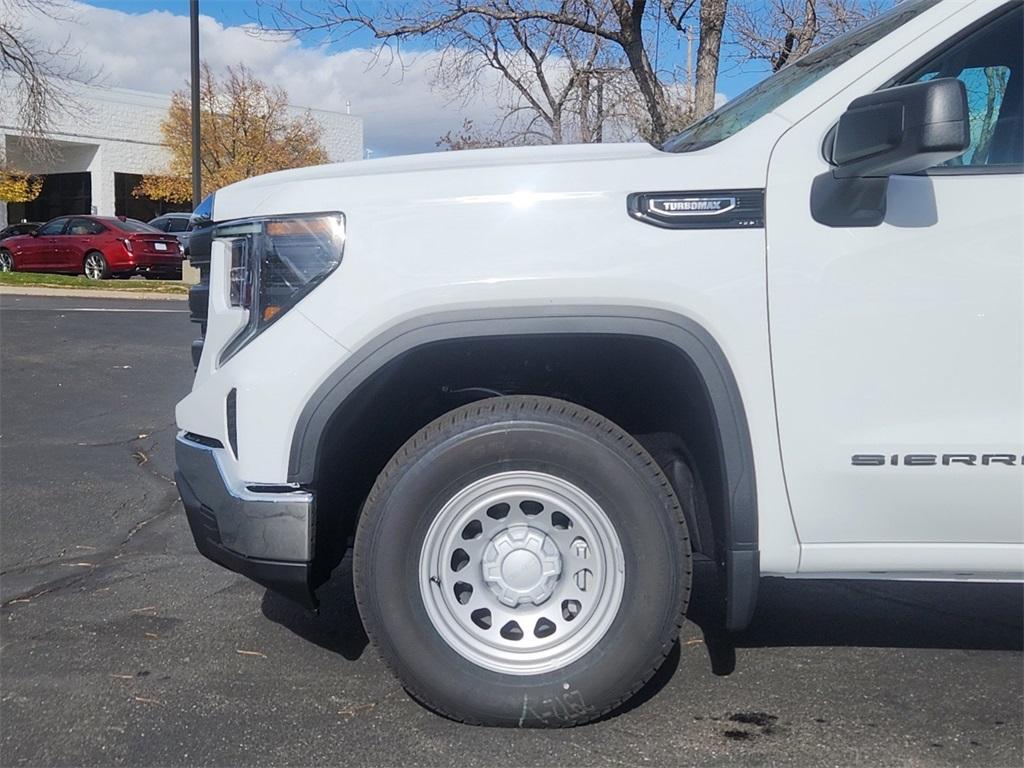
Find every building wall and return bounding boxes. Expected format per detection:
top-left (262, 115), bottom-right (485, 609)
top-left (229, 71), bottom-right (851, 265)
top-left (317, 110), bottom-right (364, 166)
top-left (1, 81), bottom-right (363, 226)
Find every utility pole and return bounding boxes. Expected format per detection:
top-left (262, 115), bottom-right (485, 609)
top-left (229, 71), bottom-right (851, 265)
top-left (685, 25), bottom-right (694, 108)
top-left (189, 0), bottom-right (202, 208)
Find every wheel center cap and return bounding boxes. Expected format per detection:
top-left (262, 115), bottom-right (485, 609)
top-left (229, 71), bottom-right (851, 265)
top-left (482, 525), bottom-right (562, 607)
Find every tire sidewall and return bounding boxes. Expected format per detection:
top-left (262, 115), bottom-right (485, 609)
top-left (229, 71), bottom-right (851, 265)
top-left (356, 414), bottom-right (689, 726)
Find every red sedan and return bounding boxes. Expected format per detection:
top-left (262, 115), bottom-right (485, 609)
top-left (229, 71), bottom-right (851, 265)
top-left (0, 215), bottom-right (184, 280)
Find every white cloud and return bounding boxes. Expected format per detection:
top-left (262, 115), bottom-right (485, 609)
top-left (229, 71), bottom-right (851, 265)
top-left (17, 2), bottom-right (726, 156)
top-left (20, 2), bottom-right (505, 156)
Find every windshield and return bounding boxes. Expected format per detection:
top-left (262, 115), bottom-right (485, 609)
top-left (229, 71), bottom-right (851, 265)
top-left (663, 0), bottom-right (943, 152)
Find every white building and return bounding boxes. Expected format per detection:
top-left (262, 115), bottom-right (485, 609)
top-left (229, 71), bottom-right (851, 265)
top-left (0, 82), bottom-right (363, 226)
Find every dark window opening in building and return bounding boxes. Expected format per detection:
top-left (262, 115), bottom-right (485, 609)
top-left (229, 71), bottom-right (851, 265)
top-left (8, 172), bottom-right (91, 223)
top-left (115, 173), bottom-right (191, 221)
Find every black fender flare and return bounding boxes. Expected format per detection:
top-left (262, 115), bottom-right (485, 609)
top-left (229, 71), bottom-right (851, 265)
top-left (289, 305), bottom-right (759, 630)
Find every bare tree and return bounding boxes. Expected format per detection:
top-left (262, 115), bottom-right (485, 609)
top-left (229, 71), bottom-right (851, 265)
top-left (0, 0), bottom-right (90, 161)
top-left (262, 1), bottom-right (730, 144)
top-left (436, 118), bottom-right (510, 149)
top-left (730, 0), bottom-right (887, 72)
top-left (432, 6), bottom-right (643, 145)
top-left (439, 15), bottom-right (577, 144)
top-left (693, 0), bottom-right (726, 114)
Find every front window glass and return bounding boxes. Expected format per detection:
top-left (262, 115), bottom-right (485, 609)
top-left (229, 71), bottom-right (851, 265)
top-left (902, 3), bottom-right (1022, 167)
top-left (68, 219), bottom-right (105, 235)
top-left (663, 0), bottom-right (943, 153)
top-left (37, 219), bottom-right (67, 236)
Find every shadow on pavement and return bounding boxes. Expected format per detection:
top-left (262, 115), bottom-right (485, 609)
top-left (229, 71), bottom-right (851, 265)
top-left (260, 555), bottom-right (369, 661)
top-left (688, 573), bottom-right (1023, 679)
top-left (736, 577), bottom-right (1024, 652)
top-left (262, 552), bottom-right (1022, 689)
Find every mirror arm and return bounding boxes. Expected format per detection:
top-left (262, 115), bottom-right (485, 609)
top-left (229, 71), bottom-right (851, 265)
top-left (810, 172), bottom-right (889, 228)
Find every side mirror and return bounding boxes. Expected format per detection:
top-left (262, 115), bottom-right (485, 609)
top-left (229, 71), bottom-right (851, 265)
top-left (812, 78), bottom-right (970, 227)
top-left (829, 78), bottom-right (970, 178)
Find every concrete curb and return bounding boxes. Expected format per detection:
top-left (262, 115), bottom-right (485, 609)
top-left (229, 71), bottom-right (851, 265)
top-left (0, 286), bottom-right (188, 301)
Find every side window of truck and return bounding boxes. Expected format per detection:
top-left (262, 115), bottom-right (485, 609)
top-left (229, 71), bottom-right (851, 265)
top-left (901, 3), bottom-right (1022, 169)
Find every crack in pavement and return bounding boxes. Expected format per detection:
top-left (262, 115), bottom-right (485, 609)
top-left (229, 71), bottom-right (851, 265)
top-left (1, 427), bottom-right (179, 579)
top-left (72, 422), bottom-right (177, 449)
top-left (1, 490), bottom-right (182, 608)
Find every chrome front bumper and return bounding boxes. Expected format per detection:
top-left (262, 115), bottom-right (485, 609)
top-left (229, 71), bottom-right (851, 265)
top-left (174, 433), bottom-right (317, 607)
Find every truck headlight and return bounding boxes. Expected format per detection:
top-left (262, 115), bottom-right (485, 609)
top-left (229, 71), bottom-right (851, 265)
top-left (214, 212), bottom-right (345, 362)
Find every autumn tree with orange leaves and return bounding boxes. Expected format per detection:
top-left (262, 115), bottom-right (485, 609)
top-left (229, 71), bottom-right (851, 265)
top-left (135, 64), bottom-right (328, 203)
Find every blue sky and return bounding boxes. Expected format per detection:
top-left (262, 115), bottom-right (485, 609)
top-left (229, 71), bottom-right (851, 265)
top-left (51, 1), bottom-right (775, 155)
top-left (86, 0), bottom-right (773, 93)
top-left (88, 0), bottom-right (261, 23)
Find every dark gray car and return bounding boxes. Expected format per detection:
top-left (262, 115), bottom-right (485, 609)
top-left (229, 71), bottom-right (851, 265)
top-left (0, 222), bottom-right (42, 240)
top-left (148, 213), bottom-right (193, 255)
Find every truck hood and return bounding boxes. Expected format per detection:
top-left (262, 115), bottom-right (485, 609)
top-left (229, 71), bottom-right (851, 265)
top-left (228, 142), bottom-right (660, 188)
top-left (210, 142), bottom-right (667, 221)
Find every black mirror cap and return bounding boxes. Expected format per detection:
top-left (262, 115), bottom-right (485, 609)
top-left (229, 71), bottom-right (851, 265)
top-left (831, 78), bottom-right (970, 179)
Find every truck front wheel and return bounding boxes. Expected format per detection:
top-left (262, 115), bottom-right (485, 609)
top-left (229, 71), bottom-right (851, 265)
top-left (353, 395), bottom-right (691, 726)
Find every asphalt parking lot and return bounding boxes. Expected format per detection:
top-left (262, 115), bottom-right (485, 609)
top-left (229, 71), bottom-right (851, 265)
top-left (1, 292), bottom-right (1022, 767)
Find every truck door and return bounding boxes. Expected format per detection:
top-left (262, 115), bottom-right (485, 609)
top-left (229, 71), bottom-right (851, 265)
top-left (766, 3), bottom-right (1023, 575)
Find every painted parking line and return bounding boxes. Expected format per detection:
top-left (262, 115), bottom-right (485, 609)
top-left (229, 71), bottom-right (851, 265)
top-left (0, 307), bottom-right (187, 313)
top-left (53, 307), bottom-right (187, 313)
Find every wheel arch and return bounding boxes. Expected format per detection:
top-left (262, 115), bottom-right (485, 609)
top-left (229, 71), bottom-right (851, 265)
top-left (292, 306), bottom-right (759, 630)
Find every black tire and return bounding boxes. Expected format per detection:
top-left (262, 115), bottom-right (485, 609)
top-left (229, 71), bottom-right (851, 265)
top-left (354, 395), bottom-right (691, 727)
top-left (0, 248), bottom-right (13, 272)
top-left (83, 251), bottom-right (109, 280)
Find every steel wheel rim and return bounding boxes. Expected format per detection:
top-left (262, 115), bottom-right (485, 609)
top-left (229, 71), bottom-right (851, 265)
top-left (84, 254), bottom-right (102, 279)
top-left (419, 470), bottom-right (625, 675)
top-left (0, 252), bottom-right (10, 272)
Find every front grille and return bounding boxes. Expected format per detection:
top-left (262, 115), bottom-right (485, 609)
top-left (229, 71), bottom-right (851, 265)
top-left (187, 224), bottom-right (213, 370)
top-left (188, 283), bottom-right (209, 325)
top-left (190, 339), bottom-right (204, 369)
top-left (186, 224), bottom-right (213, 328)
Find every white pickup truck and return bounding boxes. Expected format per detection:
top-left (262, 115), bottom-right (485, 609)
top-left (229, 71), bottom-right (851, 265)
top-left (175, 0), bottom-right (1022, 726)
